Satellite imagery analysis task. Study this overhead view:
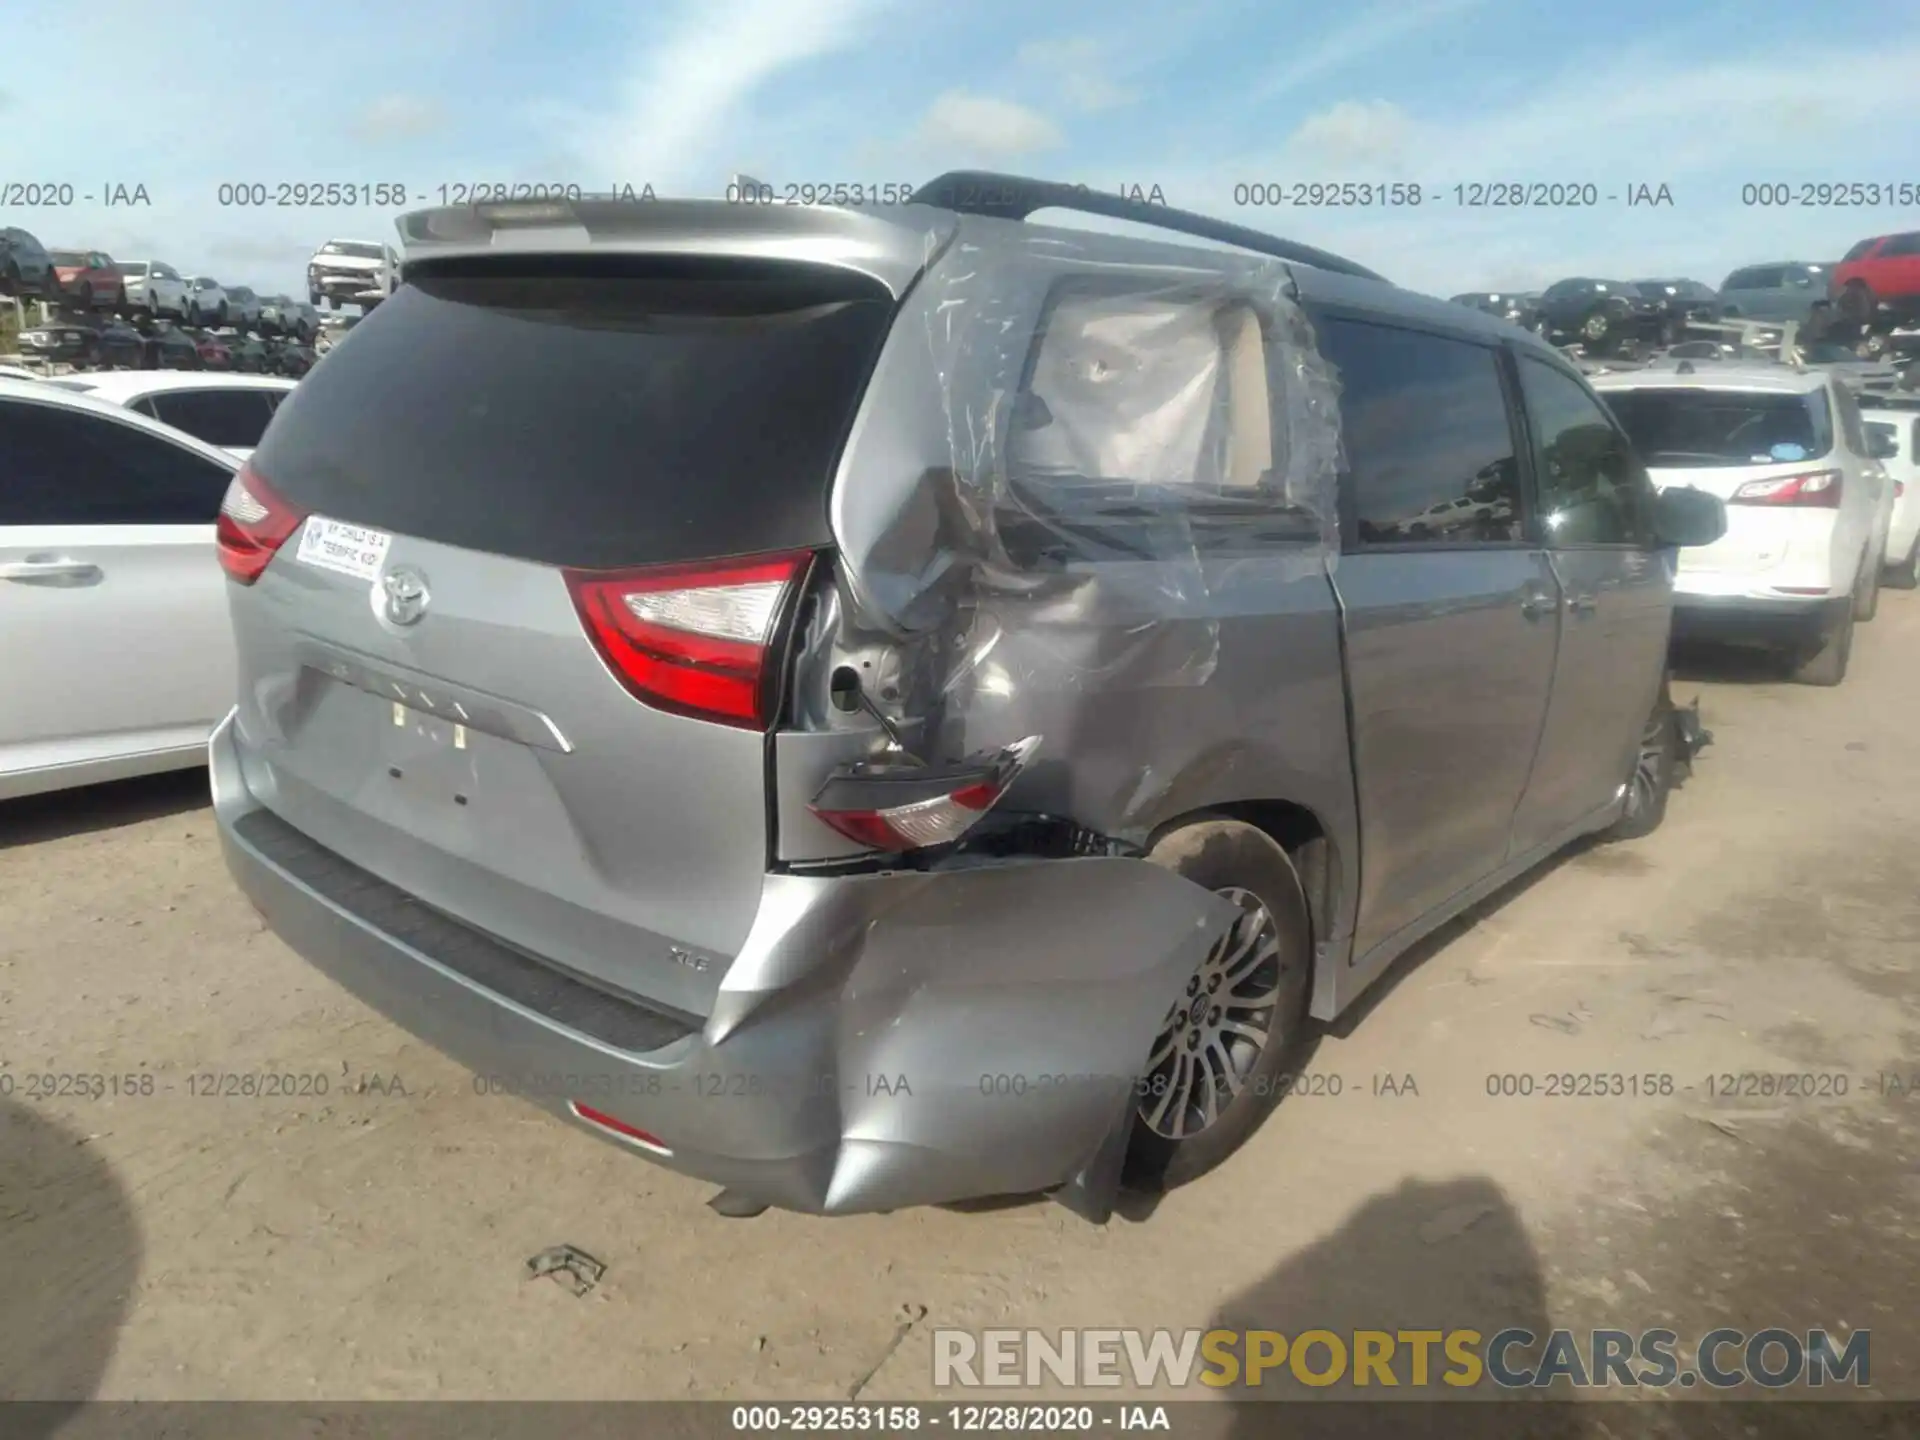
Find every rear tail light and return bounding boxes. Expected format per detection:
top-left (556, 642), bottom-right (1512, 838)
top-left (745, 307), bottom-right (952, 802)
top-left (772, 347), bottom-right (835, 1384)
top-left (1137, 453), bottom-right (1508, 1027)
top-left (216, 463), bottom-right (308, 583)
top-left (1897, 481), bottom-right (1907, 499)
top-left (809, 737), bottom-right (1042, 853)
top-left (1728, 469), bottom-right (1843, 508)
top-left (564, 551), bottom-right (813, 730)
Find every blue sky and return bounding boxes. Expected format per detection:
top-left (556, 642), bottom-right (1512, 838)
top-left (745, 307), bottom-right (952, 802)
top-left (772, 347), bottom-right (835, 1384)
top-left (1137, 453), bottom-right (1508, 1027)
top-left (4, 0), bottom-right (1916, 300)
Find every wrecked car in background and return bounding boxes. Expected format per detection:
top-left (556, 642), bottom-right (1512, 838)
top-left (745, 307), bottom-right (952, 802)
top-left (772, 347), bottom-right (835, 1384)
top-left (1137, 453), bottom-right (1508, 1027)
top-left (209, 174), bottom-right (1726, 1220)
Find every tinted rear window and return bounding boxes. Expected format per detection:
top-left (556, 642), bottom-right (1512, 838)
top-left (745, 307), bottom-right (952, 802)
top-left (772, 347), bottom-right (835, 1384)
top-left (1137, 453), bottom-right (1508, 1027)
top-left (252, 257), bottom-right (896, 568)
top-left (1315, 316), bottom-right (1523, 545)
top-left (1602, 387), bottom-right (1833, 466)
top-left (144, 388), bottom-right (278, 447)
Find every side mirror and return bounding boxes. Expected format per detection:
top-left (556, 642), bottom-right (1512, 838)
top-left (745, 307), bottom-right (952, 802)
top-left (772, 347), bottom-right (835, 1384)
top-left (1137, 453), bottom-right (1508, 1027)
top-left (1868, 431), bottom-right (1899, 460)
top-left (1652, 485), bottom-right (1727, 548)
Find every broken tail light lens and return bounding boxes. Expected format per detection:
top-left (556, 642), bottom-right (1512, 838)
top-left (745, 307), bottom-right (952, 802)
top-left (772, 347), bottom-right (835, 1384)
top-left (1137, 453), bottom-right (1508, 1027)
top-left (809, 736), bottom-right (1042, 853)
top-left (216, 462), bottom-right (308, 583)
top-left (565, 551), bottom-right (813, 730)
top-left (1728, 469), bottom-right (1843, 508)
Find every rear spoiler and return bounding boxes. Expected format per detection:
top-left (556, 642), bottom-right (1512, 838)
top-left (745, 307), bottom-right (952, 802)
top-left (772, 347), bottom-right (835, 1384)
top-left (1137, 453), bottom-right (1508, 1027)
top-left (393, 198), bottom-right (958, 299)
top-left (391, 171), bottom-right (1390, 296)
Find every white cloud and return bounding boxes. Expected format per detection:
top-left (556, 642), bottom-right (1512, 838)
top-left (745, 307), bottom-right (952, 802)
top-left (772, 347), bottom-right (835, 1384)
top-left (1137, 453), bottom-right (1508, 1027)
top-left (914, 91), bottom-right (1065, 158)
top-left (1285, 100), bottom-right (1414, 170)
top-left (1016, 37), bottom-right (1137, 112)
top-left (1257, 0), bottom-right (1487, 98)
top-left (563, 0), bottom-right (891, 194)
top-left (1094, 37), bottom-right (1920, 296)
top-left (352, 95), bottom-right (443, 142)
top-left (1329, 42), bottom-right (1920, 183)
top-left (206, 236), bottom-right (319, 266)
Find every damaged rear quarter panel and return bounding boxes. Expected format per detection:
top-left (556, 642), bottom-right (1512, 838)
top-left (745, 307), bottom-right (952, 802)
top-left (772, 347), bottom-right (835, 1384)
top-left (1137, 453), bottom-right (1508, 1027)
top-left (705, 858), bottom-right (1243, 1212)
top-left (799, 215), bottom-right (1360, 947)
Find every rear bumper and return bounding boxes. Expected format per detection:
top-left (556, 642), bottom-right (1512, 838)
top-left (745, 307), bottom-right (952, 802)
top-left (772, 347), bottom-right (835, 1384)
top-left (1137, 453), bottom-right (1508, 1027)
top-left (311, 270), bottom-right (381, 295)
top-left (1670, 593), bottom-right (1849, 648)
top-left (210, 711), bottom-right (1233, 1215)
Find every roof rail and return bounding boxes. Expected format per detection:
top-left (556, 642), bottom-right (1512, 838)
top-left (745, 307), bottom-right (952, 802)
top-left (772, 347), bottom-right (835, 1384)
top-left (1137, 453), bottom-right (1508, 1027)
top-left (909, 170), bottom-right (1388, 283)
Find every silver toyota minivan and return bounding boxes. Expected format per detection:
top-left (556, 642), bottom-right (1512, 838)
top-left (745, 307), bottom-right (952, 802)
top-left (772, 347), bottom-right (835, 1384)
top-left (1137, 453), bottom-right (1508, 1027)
top-left (211, 173), bottom-right (1726, 1219)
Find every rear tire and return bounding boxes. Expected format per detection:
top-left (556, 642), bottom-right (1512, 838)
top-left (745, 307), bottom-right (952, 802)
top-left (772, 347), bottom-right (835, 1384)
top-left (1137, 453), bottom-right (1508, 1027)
top-left (1124, 819), bottom-right (1313, 1193)
top-left (1854, 547), bottom-right (1882, 621)
top-left (1601, 688), bottom-right (1677, 841)
top-left (1791, 608), bottom-right (1853, 686)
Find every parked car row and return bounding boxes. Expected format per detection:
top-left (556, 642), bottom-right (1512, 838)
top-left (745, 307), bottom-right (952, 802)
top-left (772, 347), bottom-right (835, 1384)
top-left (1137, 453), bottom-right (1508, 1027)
top-left (1451, 233), bottom-right (1920, 361)
top-left (13, 314), bottom-right (317, 375)
top-left (1, 227), bottom-right (373, 340)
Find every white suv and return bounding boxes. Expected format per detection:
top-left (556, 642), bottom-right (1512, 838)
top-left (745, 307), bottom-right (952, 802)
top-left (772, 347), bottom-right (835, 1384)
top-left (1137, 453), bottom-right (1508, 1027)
top-left (117, 260), bottom-right (189, 319)
top-left (1864, 399), bottom-right (1920, 589)
top-left (306, 239), bottom-right (397, 310)
top-left (1594, 363), bottom-right (1894, 685)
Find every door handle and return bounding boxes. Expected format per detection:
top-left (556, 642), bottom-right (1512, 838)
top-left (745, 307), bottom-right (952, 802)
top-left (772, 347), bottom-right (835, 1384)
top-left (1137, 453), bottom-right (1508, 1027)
top-left (0, 556), bottom-right (104, 585)
top-left (1568, 593), bottom-right (1599, 615)
top-left (1520, 589), bottom-right (1556, 620)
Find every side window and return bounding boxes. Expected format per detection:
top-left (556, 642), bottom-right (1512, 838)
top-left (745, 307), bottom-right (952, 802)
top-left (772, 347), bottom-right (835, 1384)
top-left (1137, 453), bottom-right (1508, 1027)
top-left (1517, 358), bottom-right (1649, 547)
top-left (144, 389), bottom-right (276, 448)
top-left (0, 401), bottom-right (231, 525)
top-left (1315, 317), bottom-right (1523, 546)
top-left (1883, 233), bottom-right (1920, 257)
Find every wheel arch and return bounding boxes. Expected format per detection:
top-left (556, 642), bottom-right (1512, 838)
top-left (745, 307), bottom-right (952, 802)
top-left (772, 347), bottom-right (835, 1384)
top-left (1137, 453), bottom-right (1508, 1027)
top-left (1143, 797), bottom-right (1345, 985)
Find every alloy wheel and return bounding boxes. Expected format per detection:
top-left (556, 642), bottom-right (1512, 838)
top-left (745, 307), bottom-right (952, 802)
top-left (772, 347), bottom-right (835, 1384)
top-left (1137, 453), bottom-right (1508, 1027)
top-left (1139, 888), bottom-right (1283, 1141)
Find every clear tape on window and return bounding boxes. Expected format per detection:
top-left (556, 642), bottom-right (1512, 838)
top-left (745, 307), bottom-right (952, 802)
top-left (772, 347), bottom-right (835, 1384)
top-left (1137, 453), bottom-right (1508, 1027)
top-left (824, 225), bottom-right (1344, 826)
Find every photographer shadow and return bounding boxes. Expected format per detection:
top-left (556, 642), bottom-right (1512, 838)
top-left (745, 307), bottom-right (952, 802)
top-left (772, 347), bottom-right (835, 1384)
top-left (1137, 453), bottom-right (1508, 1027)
top-left (1207, 1175), bottom-right (1586, 1439)
top-left (0, 1095), bottom-right (142, 1432)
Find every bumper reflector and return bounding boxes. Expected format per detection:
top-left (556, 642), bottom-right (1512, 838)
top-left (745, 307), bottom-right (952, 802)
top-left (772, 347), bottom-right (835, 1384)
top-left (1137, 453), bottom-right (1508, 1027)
top-left (569, 1100), bottom-right (673, 1155)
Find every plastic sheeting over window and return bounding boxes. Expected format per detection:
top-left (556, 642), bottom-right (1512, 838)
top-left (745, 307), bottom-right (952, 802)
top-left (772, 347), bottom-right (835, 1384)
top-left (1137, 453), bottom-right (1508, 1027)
top-left (817, 222), bottom-right (1346, 827)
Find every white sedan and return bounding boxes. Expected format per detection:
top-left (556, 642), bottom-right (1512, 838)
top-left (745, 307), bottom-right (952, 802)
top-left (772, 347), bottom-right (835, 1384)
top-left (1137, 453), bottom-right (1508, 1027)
top-left (0, 379), bottom-right (239, 800)
top-left (48, 372), bottom-right (296, 460)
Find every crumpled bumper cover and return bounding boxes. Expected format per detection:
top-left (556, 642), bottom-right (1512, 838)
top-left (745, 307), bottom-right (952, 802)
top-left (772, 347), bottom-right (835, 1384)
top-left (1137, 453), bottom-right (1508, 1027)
top-left (210, 712), bottom-right (1237, 1214)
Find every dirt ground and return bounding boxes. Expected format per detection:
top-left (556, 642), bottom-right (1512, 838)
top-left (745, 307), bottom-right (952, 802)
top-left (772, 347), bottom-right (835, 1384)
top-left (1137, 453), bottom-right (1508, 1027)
top-left (3, 594), bottom-right (1916, 1426)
